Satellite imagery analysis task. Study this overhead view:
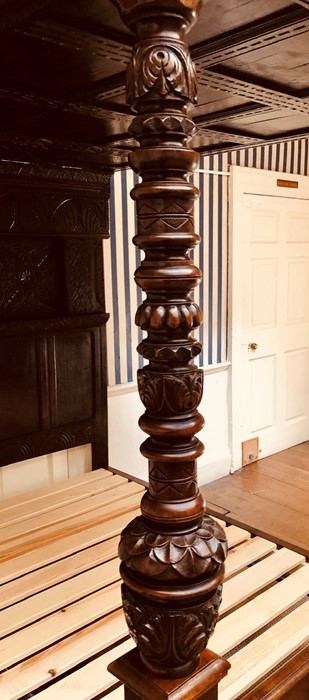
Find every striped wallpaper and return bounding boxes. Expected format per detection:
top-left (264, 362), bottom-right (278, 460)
top-left (104, 138), bottom-right (309, 386)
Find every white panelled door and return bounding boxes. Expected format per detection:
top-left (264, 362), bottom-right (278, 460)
top-left (230, 166), bottom-right (309, 470)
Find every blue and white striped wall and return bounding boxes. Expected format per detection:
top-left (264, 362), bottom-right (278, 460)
top-left (104, 138), bottom-right (309, 386)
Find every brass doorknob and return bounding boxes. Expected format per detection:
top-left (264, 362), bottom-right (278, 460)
top-left (248, 342), bottom-right (258, 350)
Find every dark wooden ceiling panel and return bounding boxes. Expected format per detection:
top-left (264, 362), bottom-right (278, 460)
top-left (0, 0), bottom-right (52, 33)
top-left (49, 0), bottom-right (134, 39)
top-left (219, 35), bottom-right (309, 90)
top-left (194, 87), bottom-right (247, 118)
top-left (217, 110), bottom-right (309, 137)
top-left (197, 67), bottom-right (309, 113)
top-left (188, 0), bottom-right (293, 43)
top-left (15, 18), bottom-right (132, 63)
top-left (191, 6), bottom-right (309, 67)
top-left (0, 0), bottom-right (308, 168)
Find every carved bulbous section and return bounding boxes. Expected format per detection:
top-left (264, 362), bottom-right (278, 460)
top-left (136, 302), bottom-right (202, 331)
top-left (119, 515), bottom-right (227, 581)
top-left (127, 41), bottom-right (198, 109)
top-left (114, 0), bottom-right (202, 37)
top-left (121, 578), bottom-right (224, 678)
top-left (137, 369), bottom-right (203, 415)
top-left (119, 514), bottom-right (226, 676)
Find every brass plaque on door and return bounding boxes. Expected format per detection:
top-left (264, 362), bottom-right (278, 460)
top-left (277, 178), bottom-right (298, 189)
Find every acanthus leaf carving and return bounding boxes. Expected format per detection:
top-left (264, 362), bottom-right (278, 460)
top-left (137, 370), bottom-right (203, 415)
top-left (127, 42), bottom-right (197, 108)
top-left (51, 199), bottom-right (104, 234)
top-left (121, 582), bottom-right (223, 677)
top-left (0, 191), bottom-right (108, 237)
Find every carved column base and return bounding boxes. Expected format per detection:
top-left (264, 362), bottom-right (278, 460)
top-left (121, 577), bottom-right (223, 678)
top-left (118, 514), bottom-right (227, 677)
top-left (108, 647), bottom-right (230, 700)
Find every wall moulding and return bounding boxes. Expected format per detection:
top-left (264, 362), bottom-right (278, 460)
top-left (0, 159), bottom-right (112, 190)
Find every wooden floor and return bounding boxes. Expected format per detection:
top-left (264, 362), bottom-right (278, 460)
top-left (202, 442), bottom-right (309, 558)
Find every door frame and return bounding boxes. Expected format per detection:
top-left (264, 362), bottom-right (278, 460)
top-left (229, 165), bottom-right (309, 471)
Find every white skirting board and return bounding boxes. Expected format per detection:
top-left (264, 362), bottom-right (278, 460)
top-left (0, 445), bottom-right (92, 501)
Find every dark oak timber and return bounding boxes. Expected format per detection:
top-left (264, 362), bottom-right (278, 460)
top-left (109, 647), bottom-right (230, 700)
top-left (107, 0), bottom-right (228, 694)
top-left (0, 162), bottom-right (110, 469)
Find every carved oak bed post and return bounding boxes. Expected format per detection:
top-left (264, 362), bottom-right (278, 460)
top-left (109, 0), bottom-right (229, 697)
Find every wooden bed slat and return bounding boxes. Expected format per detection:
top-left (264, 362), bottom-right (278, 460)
top-left (0, 473), bottom-right (127, 528)
top-left (224, 525), bottom-right (251, 549)
top-left (221, 548), bottom-right (305, 615)
top-left (0, 535), bottom-right (120, 610)
top-left (106, 688), bottom-right (124, 700)
top-left (224, 536), bottom-right (276, 580)
top-left (1, 477), bottom-right (308, 700)
top-left (0, 470), bottom-right (109, 514)
top-left (33, 638), bottom-right (134, 699)
top-left (212, 564), bottom-right (308, 656)
top-left (1, 557), bottom-right (120, 636)
top-left (0, 482), bottom-right (144, 550)
top-left (0, 611), bottom-right (128, 700)
top-left (220, 602), bottom-right (309, 700)
top-left (0, 581), bottom-right (122, 672)
top-left (0, 507), bottom-right (141, 585)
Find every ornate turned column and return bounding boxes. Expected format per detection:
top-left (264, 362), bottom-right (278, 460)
top-left (111, 0), bottom-right (228, 686)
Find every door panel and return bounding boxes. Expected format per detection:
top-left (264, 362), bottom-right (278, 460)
top-left (251, 260), bottom-right (277, 327)
top-left (285, 349), bottom-right (308, 422)
top-left (286, 260), bottom-right (308, 323)
top-left (250, 355), bottom-right (276, 432)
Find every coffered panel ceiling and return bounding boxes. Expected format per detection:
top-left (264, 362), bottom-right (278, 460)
top-left (0, 0), bottom-right (308, 169)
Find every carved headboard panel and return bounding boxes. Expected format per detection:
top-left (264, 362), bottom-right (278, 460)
top-left (0, 161), bottom-right (110, 469)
